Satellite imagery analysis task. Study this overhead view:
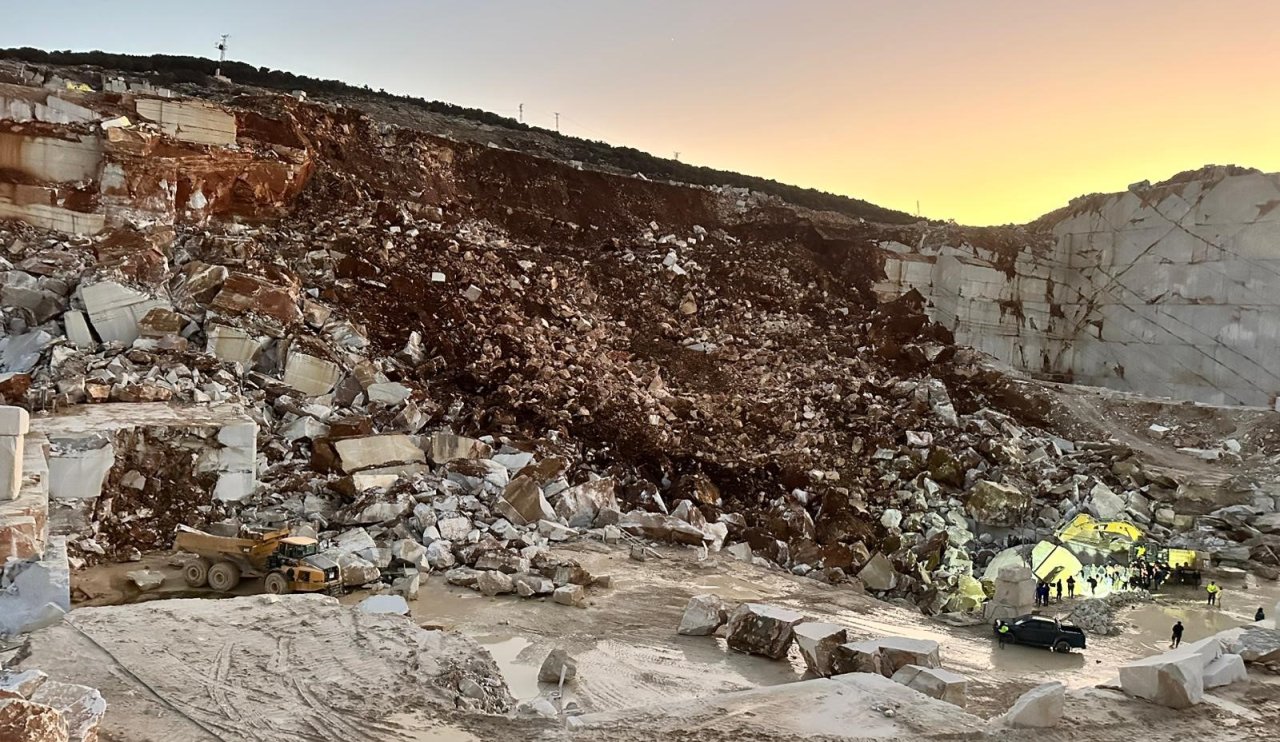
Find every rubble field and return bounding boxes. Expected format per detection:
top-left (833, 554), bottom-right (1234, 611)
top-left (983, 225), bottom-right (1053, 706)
top-left (1, 55), bottom-right (1280, 741)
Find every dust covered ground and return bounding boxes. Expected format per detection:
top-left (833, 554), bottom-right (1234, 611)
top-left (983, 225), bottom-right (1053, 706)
top-left (55, 543), bottom-right (1280, 741)
top-left (16, 595), bottom-right (521, 742)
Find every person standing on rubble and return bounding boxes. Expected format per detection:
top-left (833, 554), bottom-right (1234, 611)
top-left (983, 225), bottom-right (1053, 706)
top-left (1206, 581), bottom-right (1220, 607)
top-left (1088, 575), bottom-right (1098, 595)
top-left (1067, 575), bottom-right (1076, 597)
top-left (1055, 580), bottom-right (1063, 603)
top-left (1171, 620), bottom-right (1184, 648)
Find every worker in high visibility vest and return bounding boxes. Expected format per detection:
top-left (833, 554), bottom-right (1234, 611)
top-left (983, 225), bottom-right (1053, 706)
top-left (997, 622), bottom-right (1011, 648)
top-left (1206, 581), bottom-right (1220, 606)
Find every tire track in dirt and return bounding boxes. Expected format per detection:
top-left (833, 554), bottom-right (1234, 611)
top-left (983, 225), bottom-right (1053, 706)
top-left (205, 639), bottom-right (245, 729)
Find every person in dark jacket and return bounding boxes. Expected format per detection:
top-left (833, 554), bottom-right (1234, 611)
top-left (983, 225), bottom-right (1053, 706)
top-left (1055, 580), bottom-right (1063, 602)
top-left (1171, 620), bottom-right (1184, 648)
top-left (1066, 576), bottom-right (1076, 597)
top-left (1257, 607), bottom-right (1267, 622)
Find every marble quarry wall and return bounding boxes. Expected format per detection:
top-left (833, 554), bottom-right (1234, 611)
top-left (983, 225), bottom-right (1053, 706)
top-left (877, 169), bottom-right (1280, 407)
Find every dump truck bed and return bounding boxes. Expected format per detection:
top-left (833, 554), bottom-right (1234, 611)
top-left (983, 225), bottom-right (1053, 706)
top-left (173, 525), bottom-right (288, 575)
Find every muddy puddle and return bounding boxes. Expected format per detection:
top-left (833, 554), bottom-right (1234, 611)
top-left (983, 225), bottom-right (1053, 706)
top-left (1122, 577), bottom-right (1280, 652)
top-left (384, 713), bottom-right (482, 742)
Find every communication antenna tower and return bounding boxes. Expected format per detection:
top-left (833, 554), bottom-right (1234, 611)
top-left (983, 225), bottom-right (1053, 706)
top-left (215, 34), bottom-right (230, 77)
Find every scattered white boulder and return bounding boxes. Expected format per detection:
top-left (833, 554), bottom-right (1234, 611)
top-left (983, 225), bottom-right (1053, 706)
top-left (1118, 636), bottom-right (1223, 708)
top-left (327, 551), bottom-right (381, 587)
top-left (1203, 653), bottom-right (1248, 689)
top-left (857, 552), bottom-right (897, 592)
top-left (891, 664), bottom-right (968, 707)
top-left (513, 573), bottom-right (555, 597)
top-left (1228, 626), bottom-right (1280, 664)
top-left (553, 584), bottom-right (586, 608)
top-left (1088, 482), bottom-right (1126, 521)
top-left (996, 682), bottom-right (1064, 728)
top-left (125, 569), bottom-right (164, 592)
top-left (476, 570), bottom-right (515, 596)
top-left (984, 566), bottom-right (1036, 620)
top-left (554, 478), bottom-right (618, 528)
top-left (424, 540), bottom-right (457, 570)
top-left (793, 622), bottom-right (848, 677)
top-left (537, 649), bottom-right (578, 684)
top-left (677, 594), bottom-right (729, 636)
top-left (724, 603), bottom-right (807, 659)
top-left (835, 636), bottom-right (941, 677)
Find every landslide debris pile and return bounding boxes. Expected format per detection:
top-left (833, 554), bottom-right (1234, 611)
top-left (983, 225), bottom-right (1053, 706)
top-left (2, 61), bottom-right (1276, 615)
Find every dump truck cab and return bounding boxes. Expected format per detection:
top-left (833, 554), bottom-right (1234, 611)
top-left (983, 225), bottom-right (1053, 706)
top-left (272, 536), bottom-right (320, 563)
top-left (265, 536), bottom-right (341, 595)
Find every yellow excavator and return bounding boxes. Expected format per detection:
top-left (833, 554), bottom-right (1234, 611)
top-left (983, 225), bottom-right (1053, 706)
top-left (1054, 513), bottom-right (1201, 582)
top-left (173, 525), bottom-right (343, 595)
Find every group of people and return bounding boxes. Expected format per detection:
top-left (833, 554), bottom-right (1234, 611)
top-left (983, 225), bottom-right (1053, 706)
top-left (1030, 559), bottom-right (1192, 607)
top-left (1078, 561), bottom-right (1173, 593)
top-left (1029, 570), bottom-right (1090, 606)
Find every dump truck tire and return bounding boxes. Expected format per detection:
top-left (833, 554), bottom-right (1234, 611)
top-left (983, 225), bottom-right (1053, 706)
top-left (265, 572), bottom-right (290, 595)
top-left (184, 557), bottom-right (211, 588)
top-left (208, 562), bottom-right (242, 592)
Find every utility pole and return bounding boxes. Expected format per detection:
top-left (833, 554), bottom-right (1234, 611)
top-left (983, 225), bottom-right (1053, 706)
top-left (554, 112), bottom-right (560, 133)
top-left (518, 103), bottom-right (523, 123)
top-left (215, 34), bottom-right (230, 77)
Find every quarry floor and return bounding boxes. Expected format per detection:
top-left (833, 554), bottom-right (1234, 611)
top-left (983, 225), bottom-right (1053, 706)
top-left (62, 541), bottom-right (1280, 741)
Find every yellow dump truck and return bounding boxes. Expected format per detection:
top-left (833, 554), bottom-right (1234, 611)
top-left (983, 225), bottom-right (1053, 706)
top-left (173, 525), bottom-right (342, 595)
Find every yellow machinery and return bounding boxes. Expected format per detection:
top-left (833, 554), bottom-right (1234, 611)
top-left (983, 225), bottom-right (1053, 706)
top-left (1054, 513), bottom-right (1201, 578)
top-left (173, 525), bottom-right (342, 595)
top-left (1056, 513), bottom-right (1143, 547)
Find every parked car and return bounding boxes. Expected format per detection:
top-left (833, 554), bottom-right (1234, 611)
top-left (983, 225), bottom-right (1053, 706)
top-left (993, 614), bottom-right (1087, 652)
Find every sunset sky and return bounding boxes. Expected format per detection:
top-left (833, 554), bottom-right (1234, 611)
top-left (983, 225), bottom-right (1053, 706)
top-left (4, 0), bottom-right (1278, 225)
